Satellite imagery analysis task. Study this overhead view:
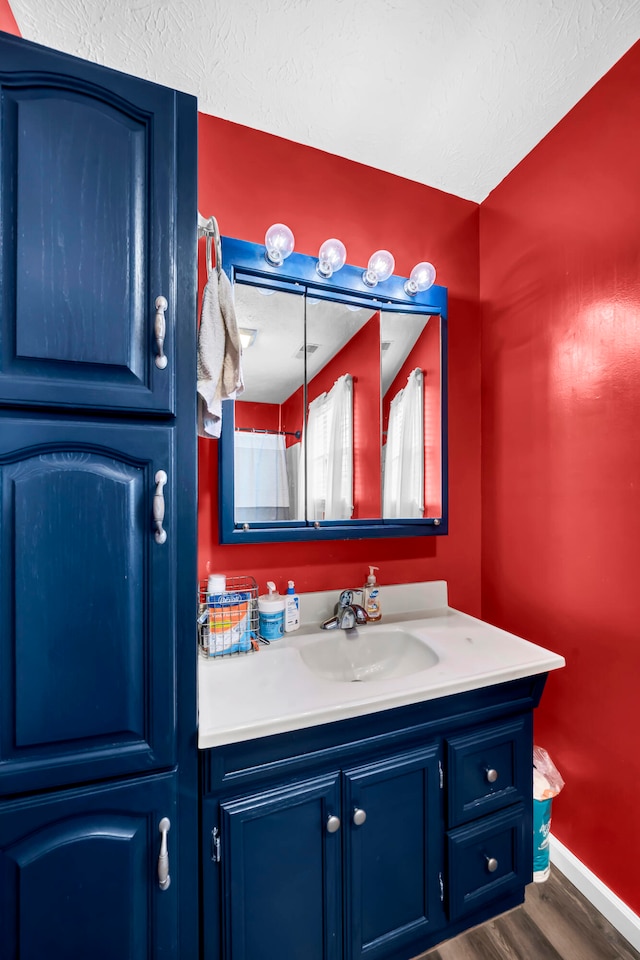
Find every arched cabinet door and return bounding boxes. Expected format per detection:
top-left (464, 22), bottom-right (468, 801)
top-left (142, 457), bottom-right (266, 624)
top-left (0, 414), bottom-right (176, 796)
top-left (0, 32), bottom-right (182, 415)
top-left (0, 771), bottom-right (178, 960)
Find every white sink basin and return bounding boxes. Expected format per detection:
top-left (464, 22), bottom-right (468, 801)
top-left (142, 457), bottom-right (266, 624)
top-left (298, 628), bottom-right (440, 682)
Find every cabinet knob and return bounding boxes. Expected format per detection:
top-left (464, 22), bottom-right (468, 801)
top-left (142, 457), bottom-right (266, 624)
top-left (326, 814), bottom-right (341, 834)
top-left (485, 856), bottom-right (499, 873)
top-left (154, 296), bottom-right (169, 369)
top-left (485, 768), bottom-right (499, 784)
top-left (158, 817), bottom-right (171, 890)
top-left (352, 808), bottom-right (367, 827)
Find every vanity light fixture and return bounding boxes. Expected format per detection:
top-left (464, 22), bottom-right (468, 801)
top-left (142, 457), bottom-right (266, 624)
top-left (404, 261), bottom-right (436, 296)
top-left (316, 238), bottom-right (347, 278)
top-left (363, 249), bottom-right (395, 287)
top-left (238, 327), bottom-right (257, 349)
top-left (264, 223), bottom-right (295, 266)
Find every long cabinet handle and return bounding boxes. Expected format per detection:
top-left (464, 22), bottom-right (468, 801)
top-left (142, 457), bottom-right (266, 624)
top-left (158, 817), bottom-right (171, 890)
top-left (154, 296), bottom-right (169, 369)
top-left (153, 470), bottom-right (168, 544)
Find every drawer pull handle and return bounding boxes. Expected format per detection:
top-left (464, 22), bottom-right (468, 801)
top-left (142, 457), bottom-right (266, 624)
top-left (154, 296), bottom-right (169, 369)
top-left (485, 856), bottom-right (499, 873)
top-left (158, 817), bottom-right (171, 890)
top-left (352, 808), bottom-right (367, 827)
top-left (326, 815), bottom-right (341, 834)
top-left (485, 768), bottom-right (499, 783)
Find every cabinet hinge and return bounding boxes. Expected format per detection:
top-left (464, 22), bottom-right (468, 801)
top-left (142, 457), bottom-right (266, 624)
top-left (439, 871), bottom-right (444, 903)
top-left (438, 760), bottom-right (444, 789)
top-left (211, 826), bottom-right (221, 863)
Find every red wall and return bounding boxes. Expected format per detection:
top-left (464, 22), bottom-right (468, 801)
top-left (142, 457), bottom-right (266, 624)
top-left (197, 114), bottom-right (481, 607)
top-left (0, 0), bottom-right (19, 35)
top-left (480, 40), bottom-right (640, 914)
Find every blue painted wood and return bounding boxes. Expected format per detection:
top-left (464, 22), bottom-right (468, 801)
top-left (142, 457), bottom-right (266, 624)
top-left (446, 715), bottom-right (532, 827)
top-left (0, 32), bottom-right (177, 415)
top-left (218, 237), bottom-right (449, 545)
top-left (0, 771), bottom-right (178, 959)
top-left (220, 774), bottom-right (342, 960)
top-left (447, 803), bottom-right (529, 921)
top-left (343, 745), bottom-right (446, 960)
top-left (0, 31), bottom-right (198, 960)
top-left (0, 413), bottom-right (176, 796)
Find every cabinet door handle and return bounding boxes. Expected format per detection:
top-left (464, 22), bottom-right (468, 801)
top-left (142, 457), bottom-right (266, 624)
top-left (154, 296), bottom-right (169, 369)
top-left (485, 856), bottom-right (498, 873)
top-left (352, 808), bottom-right (367, 827)
top-left (326, 814), bottom-right (341, 834)
top-left (158, 817), bottom-right (171, 890)
top-left (153, 470), bottom-right (168, 544)
top-left (485, 768), bottom-right (499, 783)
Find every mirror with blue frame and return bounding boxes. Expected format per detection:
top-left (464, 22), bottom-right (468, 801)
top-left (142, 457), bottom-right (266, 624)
top-left (218, 236), bottom-right (447, 544)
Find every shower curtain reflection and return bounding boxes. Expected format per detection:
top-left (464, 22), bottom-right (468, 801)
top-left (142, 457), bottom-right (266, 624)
top-left (303, 373), bottom-right (353, 521)
top-left (383, 368), bottom-right (424, 518)
top-left (234, 431), bottom-right (290, 521)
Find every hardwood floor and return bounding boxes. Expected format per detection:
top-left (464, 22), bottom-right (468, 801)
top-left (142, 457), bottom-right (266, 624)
top-left (417, 867), bottom-right (640, 960)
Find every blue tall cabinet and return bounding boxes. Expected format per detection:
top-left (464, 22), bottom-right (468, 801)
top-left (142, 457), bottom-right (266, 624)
top-left (0, 32), bottom-right (198, 958)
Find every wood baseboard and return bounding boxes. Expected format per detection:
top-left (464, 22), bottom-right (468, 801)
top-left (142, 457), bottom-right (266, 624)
top-left (550, 834), bottom-right (640, 952)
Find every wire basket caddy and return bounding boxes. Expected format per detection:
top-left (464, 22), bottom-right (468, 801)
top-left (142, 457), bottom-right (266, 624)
top-left (197, 575), bottom-right (259, 658)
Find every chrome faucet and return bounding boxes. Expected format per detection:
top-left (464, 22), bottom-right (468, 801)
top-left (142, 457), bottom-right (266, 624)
top-left (321, 589), bottom-right (369, 631)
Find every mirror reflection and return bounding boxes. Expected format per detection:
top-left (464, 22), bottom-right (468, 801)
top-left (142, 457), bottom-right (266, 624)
top-left (232, 281), bottom-right (442, 526)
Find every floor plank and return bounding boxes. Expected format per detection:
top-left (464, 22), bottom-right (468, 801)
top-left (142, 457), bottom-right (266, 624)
top-left (415, 867), bottom-right (640, 960)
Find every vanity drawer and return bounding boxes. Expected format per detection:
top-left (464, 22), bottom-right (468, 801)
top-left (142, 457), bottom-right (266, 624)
top-left (446, 715), bottom-right (531, 827)
top-left (447, 803), bottom-right (527, 920)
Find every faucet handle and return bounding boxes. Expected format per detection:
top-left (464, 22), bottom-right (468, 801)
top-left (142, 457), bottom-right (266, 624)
top-left (337, 589), bottom-right (355, 608)
top-left (336, 588), bottom-right (363, 611)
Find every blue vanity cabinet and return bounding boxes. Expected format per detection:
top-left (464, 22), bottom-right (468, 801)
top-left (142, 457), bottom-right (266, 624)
top-left (0, 31), bottom-right (198, 960)
top-left (201, 676), bottom-right (545, 960)
top-left (0, 31), bottom-right (184, 416)
top-left (0, 771), bottom-right (178, 959)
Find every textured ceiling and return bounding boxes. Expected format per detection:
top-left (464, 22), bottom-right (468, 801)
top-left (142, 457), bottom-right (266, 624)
top-left (10, 0), bottom-right (640, 202)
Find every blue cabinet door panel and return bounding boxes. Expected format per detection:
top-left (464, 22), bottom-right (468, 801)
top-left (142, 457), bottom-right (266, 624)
top-left (343, 745), bottom-right (446, 960)
top-left (0, 33), bottom-right (177, 414)
top-left (0, 414), bottom-right (176, 796)
top-left (0, 771), bottom-right (177, 960)
top-left (220, 775), bottom-right (342, 960)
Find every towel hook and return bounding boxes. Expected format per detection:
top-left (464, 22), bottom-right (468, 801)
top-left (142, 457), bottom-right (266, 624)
top-left (198, 212), bottom-right (222, 279)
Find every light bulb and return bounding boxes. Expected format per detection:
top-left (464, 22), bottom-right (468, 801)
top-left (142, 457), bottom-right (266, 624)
top-left (264, 223), bottom-right (295, 266)
top-left (316, 238), bottom-right (347, 278)
top-left (404, 261), bottom-right (436, 296)
top-left (363, 249), bottom-right (395, 287)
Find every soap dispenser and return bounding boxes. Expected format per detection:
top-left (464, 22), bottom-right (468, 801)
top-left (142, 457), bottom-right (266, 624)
top-left (363, 566), bottom-right (382, 622)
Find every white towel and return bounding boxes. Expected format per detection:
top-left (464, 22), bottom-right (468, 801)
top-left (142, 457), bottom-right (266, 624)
top-left (197, 270), bottom-right (244, 438)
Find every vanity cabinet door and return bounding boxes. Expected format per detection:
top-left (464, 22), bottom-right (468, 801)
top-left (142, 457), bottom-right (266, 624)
top-left (217, 774), bottom-right (342, 960)
top-left (0, 32), bottom-right (187, 416)
top-left (343, 744), bottom-right (446, 960)
top-left (0, 770), bottom-right (178, 960)
top-left (0, 414), bottom-right (176, 796)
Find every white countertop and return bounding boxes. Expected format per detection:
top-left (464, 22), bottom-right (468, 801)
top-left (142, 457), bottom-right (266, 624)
top-left (197, 580), bottom-right (565, 749)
